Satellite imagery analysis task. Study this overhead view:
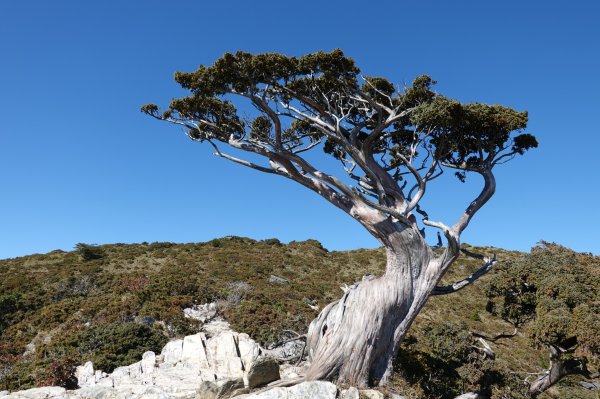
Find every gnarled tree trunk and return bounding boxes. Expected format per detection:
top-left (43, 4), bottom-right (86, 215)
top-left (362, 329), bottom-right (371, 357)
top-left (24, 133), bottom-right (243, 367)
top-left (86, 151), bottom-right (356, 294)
top-left (304, 219), bottom-right (457, 387)
top-left (529, 349), bottom-right (592, 397)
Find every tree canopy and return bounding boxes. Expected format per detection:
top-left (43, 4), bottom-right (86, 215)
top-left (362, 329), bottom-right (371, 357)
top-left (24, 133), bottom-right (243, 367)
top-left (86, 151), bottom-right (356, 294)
top-left (142, 50), bottom-right (537, 243)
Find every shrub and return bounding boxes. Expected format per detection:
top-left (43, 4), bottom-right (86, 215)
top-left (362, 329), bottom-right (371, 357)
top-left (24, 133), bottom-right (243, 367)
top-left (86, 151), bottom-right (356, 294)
top-left (72, 323), bottom-right (167, 372)
top-left (0, 294), bottom-right (21, 333)
top-left (262, 238), bottom-right (282, 246)
top-left (216, 281), bottom-right (252, 313)
top-left (38, 356), bottom-right (78, 389)
top-left (75, 243), bottom-right (104, 261)
top-left (421, 321), bottom-right (472, 364)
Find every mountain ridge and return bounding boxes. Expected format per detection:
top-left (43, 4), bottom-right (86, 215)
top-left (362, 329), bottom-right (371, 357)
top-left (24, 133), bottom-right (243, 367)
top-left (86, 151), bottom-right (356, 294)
top-left (1, 237), bottom-right (598, 398)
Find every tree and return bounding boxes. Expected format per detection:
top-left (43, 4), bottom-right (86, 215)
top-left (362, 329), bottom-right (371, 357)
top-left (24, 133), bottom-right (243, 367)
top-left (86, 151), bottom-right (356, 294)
top-left (486, 242), bottom-right (599, 397)
top-left (142, 49), bottom-right (537, 387)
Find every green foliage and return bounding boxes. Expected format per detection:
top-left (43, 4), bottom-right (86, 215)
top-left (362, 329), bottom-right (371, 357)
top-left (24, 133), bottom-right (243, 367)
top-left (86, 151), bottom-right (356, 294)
top-left (64, 323), bottom-right (167, 373)
top-left (486, 242), bottom-right (599, 352)
top-left (410, 98), bottom-right (535, 167)
top-left (38, 356), bottom-right (78, 389)
top-left (0, 293), bottom-right (21, 334)
top-left (1, 360), bottom-right (38, 390)
top-left (421, 321), bottom-right (472, 364)
top-left (485, 242), bottom-right (600, 395)
top-left (142, 49), bottom-right (537, 184)
top-left (393, 328), bottom-right (506, 399)
top-left (75, 243), bottom-right (104, 261)
top-left (1, 239), bottom-right (597, 398)
top-left (261, 238), bottom-right (282, 246)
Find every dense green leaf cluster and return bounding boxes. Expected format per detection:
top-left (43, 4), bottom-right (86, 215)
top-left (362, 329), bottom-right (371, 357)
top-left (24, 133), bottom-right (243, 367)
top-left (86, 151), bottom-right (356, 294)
top-left (485, 242), bottom-right (600, 381)
top-left (74, 243), bottom-right (104, 261)
top-left (55, 323), bottom-right (168, 373)
top-left (143, 50), bottom-right (537, 185)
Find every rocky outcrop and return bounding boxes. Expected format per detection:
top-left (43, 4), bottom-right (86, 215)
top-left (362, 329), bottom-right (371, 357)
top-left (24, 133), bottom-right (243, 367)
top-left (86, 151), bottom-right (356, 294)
top-left (1, 313), bottom-right (265, 399)
top-left (0, 306), bottom-right (391, 399)
top-left (70, 330), bottom-right (262, 398)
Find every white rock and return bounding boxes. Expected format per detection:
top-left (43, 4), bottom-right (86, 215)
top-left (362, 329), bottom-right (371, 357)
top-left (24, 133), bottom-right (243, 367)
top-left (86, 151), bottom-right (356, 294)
top-left (205, 332), bottom-right (244, 380)
top-left (154, 366), bottom-right (203, 391)
top-left (340, 387), bottom-right (359, 399)
top-left (128, 361), bottom-right (143, 382)
top-left (180, 334), bottom-right (209, 370)
top-left (160, 339), bottom-right (184, 367)
top-left (134, 386), bottom-right (171, 399)
top-left (94, 370), bottom-right (109, 385)
top-left (183, 303), bottom-right (216, 323)
top-left (71, 385), bottom-right (111, 399)
top-left (22, 342), bottom-right (36, 357)
top-left (75, 361), bottom-right (95, 387)
top-left (279, 364), bottom-right (304, 380)
top-left (359, 389), bottom-right (384, 399)
top-left (454, 394), bottom-right (483, 399)
top-left (140, 351), bottom-right (156, 385)
top-left (237, 333), bottom-right (261, 370)
top-left (110, 365), bottom-right (133, 386)
top-left (245, 381), bottom-right (338, 399)
top-left (7, 386), bottom-right (66, 398)
top-left (203, 318), bottom-right (231, 337)
top-left (263, 340), bottom-right (303, 360)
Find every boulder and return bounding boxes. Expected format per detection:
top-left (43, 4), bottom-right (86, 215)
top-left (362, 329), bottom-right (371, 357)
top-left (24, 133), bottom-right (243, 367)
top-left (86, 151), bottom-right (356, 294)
top-left (236, 334), bottom-right (261, 370)
top-left (359, 390), bottom-right (384, 399)
top-left (195, 379), bottom-right (244, 399)
top-left (340, 387), bottom-right (359, 399)
top-left (184, 303), bottom-right (217, 323)
top-left (278, 364), bottom-right (304, 380)
top-left (140, 351), bottom-right (157, 385)
top-left (244, 381), bottom-right (338, 399)
top-left (268, 276), bottom-right (289, 285)
top-left (161, 339), bottom-right (184, 366)
top-left (263, 340), bottom-right (303, 361)
top-left (181, 334), bottom-right (209, 370)
top-left (76, 361), bottom-right (96, 387)
top-left (196, 381), bottom-right (219, 399)
top-left (581, 381), bottom-right (600, 391)
top-left (245, 357), bottom-right (280, 389)
top-left (205, 332), bottom-right (244, 380)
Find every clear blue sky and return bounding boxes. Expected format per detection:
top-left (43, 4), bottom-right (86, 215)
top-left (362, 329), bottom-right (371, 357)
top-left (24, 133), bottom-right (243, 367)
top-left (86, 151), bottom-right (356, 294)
top-left (1, 1), bottom-right (599, 259)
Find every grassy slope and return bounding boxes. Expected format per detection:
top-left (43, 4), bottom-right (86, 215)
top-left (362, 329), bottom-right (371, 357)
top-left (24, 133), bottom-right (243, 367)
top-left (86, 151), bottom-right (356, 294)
top-left (0, 237), bottom-right (596, 398)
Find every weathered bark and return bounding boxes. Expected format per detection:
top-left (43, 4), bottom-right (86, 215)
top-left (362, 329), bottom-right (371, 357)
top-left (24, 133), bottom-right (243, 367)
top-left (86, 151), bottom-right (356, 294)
top-left (303, 219), bottom-right (453, 387)
top-left (529, 354), bottom-right (591, 397)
